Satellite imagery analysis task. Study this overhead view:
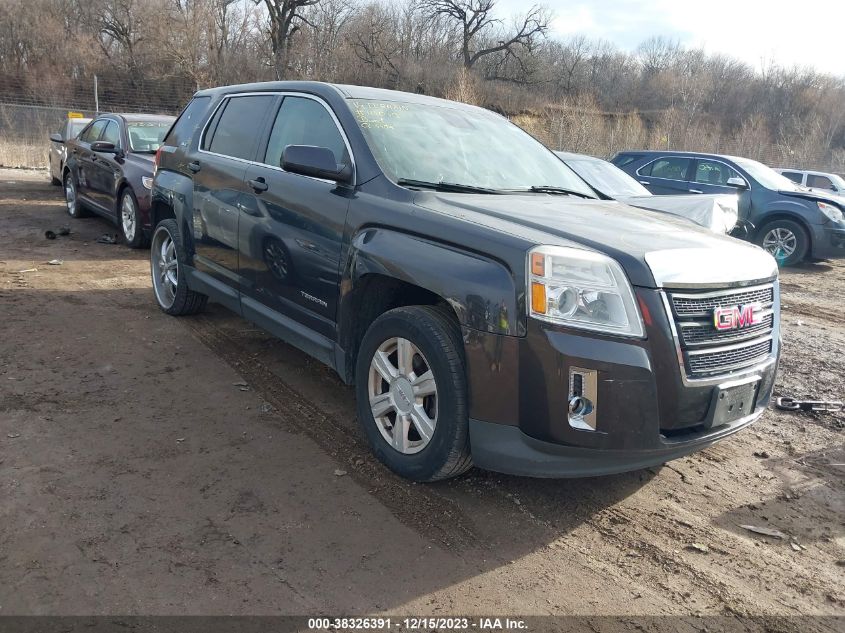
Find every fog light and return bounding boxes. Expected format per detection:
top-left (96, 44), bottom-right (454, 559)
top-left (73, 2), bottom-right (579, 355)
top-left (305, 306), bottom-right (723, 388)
top-left (569, 367), bottom-right (597, 431)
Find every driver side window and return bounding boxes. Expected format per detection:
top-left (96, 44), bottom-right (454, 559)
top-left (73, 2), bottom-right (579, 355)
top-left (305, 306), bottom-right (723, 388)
top-left (263, 96), bottom-right (349, 170)
top-left (80, 120), bottom-right (106, 144)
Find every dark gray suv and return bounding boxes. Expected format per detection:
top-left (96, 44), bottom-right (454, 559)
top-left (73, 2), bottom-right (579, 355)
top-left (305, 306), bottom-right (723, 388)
top-left (149, 82), bottom-right (780, 481)
top-left (612, 150), bottom-right (845, 266)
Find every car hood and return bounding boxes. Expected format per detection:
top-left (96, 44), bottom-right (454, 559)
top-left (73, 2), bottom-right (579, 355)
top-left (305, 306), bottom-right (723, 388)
top-left (414, 193), bottom-right (777, 288)
top-left (778, 188), bottom-right (844, 206)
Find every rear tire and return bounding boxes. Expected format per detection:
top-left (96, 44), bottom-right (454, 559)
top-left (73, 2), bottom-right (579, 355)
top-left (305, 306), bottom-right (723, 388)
top-left (119, 188), bottom-right (146, 249)
top-left (355, 306), bottom-right (472, 482)
top-left (757, 219), bottom-right (809, 266)
top-left (150, 219), bottom-right (207, 316)
top-left (63, 171), bottom-right (88, 218)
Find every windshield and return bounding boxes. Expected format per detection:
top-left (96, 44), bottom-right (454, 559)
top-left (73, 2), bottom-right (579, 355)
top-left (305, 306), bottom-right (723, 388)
top-left (350, 99), bottom-right (595, 196)
top-left (733, 157), bottom-right (798, 191)
top-left (562, 156), bottom-right (651, 197)
top-left (127, 121), bottom-right (171, 152)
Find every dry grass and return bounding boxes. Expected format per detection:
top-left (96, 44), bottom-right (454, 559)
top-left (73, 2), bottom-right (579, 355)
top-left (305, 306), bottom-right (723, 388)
top-left (0, 139), bottom-right (48, 169)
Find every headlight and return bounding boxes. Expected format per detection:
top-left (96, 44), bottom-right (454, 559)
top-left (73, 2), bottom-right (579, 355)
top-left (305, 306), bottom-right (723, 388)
top-left (817, 201), bottom-right (843, 223)
top-left (142, 176), bottom-right (153, 190)
top-left (528, 245), bottom-right (644, 337)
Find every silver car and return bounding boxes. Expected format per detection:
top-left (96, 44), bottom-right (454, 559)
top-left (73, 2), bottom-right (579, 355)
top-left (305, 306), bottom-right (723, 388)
top-left (775, 168), bottom-right (845, 198)
top-left (49, 115), bottom-right (91, 185)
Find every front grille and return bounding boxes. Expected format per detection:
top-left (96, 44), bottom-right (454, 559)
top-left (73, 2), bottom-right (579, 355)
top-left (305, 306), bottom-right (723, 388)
top-left (681, 314), bottom-right (774, 346)
top-left (672, 286), bottom-right (774, 317)
top-left (667, 284), bottom-right (776, 378)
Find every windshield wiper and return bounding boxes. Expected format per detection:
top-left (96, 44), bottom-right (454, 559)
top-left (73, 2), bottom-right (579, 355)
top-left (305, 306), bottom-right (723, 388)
top-left (396, 178), bottom-right (502, 194)
top-left (508, 185), bottom-right (595, 199)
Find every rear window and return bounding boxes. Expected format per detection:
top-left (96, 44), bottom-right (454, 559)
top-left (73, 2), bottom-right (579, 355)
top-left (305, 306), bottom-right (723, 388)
top-left (204, 95), bottom-right (275, 161)
top-left (164, 96), bottom-right (211, 148)
top-left (128, 121), bottom-right (171, 152)
top-left (612, 154), bottom-right (641, 168)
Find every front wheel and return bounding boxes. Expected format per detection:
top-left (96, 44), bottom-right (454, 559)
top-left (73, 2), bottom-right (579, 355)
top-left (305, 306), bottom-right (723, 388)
top-left (150, 219), bottom-right (207, 316)
top-left (354, 306), bottom-right (472, 482)
top-left (757, 219), bottom-right (809, 266)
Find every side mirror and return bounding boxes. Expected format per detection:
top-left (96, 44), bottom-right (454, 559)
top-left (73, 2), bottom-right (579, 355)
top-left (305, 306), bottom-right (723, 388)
top-left (50, 133), bottom-right (64, 143)
top-left (726, 176), bottom-right (748, 189)
top-left (282, 145), bottom-right (352, 184)
top-left (90, 141), bottom-right (118, 154)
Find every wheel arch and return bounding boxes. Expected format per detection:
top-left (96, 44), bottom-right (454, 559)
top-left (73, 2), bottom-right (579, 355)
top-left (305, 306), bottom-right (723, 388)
top-left (755, 212), bottom-right (813, 248)
top-left (336, 227), bottom-right (520, 383)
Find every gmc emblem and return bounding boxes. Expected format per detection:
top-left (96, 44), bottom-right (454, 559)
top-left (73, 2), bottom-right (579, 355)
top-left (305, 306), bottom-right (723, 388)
top-left (713, 303), bottom-right (763, 331)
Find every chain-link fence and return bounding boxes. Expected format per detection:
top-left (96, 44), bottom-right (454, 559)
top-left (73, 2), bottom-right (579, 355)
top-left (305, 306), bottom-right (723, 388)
top-left (0, 75), bottom-right (195, 169)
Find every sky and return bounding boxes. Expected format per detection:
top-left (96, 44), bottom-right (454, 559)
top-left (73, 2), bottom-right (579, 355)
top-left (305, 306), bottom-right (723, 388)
top-left (496, 0), bottom-right (845, 77)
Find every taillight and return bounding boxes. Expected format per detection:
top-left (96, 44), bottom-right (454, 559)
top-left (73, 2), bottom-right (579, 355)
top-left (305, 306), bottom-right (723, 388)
top-left (153, 146), bottom-right (163, 175)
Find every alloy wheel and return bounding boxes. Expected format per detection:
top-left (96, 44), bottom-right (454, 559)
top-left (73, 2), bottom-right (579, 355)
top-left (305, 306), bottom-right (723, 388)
top-left (762, 227), bottom-right (797, 260)
top-left (151, 227), bottom-right (178, 309)
top-left (121, 194), bottom-right (137, 242)
top-left (65, 175), bottom-right (76, 215)
top-left (367, 336), bottom-right (438, 455)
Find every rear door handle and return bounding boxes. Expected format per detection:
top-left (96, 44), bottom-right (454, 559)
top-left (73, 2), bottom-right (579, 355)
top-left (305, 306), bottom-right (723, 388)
top-left (690, 189), bottom-right (703, 194)
top-left (248, 177), bottom-right (268, 193)
top-left (187, 161), bottom-right (201, 173)
top-left (639, 180), bottom-right (650, 185)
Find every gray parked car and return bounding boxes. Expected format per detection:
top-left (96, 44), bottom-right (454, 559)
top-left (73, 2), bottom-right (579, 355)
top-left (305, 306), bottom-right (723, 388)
top-left (48, 114), bottom-right (91, 185)
top-left (555, 151), bottom-right (738, 234)
top-left (613, 150), bottom-right (845, 266)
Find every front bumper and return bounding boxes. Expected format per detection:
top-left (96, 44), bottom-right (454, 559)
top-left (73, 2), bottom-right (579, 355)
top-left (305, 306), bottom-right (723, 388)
top-left (810, 225), bottom-right (845, 259)
top-left (462, 288), bottom-right (779, 478)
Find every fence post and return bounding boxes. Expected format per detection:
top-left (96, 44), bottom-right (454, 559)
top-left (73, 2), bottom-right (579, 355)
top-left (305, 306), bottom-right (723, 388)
top-left (94, 75), bottom-right (99, 115)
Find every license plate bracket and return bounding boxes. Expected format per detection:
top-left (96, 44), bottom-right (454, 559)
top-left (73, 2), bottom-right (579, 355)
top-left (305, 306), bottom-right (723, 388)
top-left (708, 379), bottom-right (760, 429)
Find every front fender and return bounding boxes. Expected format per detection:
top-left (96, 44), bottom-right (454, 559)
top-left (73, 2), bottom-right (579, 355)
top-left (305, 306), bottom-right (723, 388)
top-left (346, 227), bottom-right (523, 336)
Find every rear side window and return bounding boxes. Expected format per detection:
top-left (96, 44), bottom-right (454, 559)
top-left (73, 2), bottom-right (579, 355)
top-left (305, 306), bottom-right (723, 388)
top-left (204, 95), bottom-right (275, 161)
top-left (644, 157), bottom-right (691, 181)
top-left (263, 96), bottom-right (349, 169)
top-left (781, 171), bottom-right (803, 184)
top-left (807, 174), bottom-right (834, 190)
top-left (80, 120), bottom-right (106, 143)
top-left (612, 154), bottom-right (641, 168)
top-left (164, 96), bottom-right (211, 148)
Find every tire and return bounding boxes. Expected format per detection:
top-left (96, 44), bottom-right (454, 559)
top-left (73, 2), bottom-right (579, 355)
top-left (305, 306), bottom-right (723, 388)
top-left (119, 188), bottom-right (146, 249)
top-left (757, 219), bottom-right (809, 266)
top-left (63, 170), bottom-right (88, 218)
top-left (150, 219), bottom-right (208, 316)
top-left (355, 305), bottom-right (472, 482)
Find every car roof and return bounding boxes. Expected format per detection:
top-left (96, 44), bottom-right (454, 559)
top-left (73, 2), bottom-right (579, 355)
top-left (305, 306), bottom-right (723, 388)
top-left (112, 113), bottom-right (176, 123)
top-left (193, 80), bottom-right (490, 113)
top-left (616, 149), bottom-right (750, 163)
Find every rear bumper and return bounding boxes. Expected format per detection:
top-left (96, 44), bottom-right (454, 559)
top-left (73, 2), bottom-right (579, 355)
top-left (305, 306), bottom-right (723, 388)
top-left (810, 225), bottom-right (845, 259)
top-left (469, 406), bottom-right (763, 478)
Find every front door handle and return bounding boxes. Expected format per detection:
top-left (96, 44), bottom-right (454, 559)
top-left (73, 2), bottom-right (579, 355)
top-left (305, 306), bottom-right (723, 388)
top-left (187, 161), bottom-right (201, 173)
top-left (690, 188), bottom-right (703, 194)
top-left (248, 177), bottom-right (268, 193)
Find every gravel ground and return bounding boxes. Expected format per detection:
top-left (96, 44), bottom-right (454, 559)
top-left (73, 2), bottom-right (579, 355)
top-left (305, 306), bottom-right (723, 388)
top-left (0, 168), bottom-right (842, 629)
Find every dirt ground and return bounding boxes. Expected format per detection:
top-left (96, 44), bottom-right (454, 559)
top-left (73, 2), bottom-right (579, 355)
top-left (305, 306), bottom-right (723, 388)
top-left (0, 168), bottom-right (843, 628)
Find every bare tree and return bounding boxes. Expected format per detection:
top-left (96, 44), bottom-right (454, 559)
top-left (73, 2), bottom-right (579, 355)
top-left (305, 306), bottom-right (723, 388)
top-left (421, 0), bottom-right (548, 70)
top-left (255, 0), bottom-right (320, 79)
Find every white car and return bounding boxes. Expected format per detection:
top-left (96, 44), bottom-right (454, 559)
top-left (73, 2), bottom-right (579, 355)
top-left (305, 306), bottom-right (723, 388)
top-left (555, 151), bottom-right (739, 234)
top-left (775, 168), bottom-right (845, 198)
